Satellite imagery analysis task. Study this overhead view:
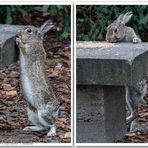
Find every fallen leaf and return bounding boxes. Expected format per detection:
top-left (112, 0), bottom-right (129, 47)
top-left (64, 132), bottom-right (71, 139)
top-left (0, 116), bottom-right (7, 123)
top-left (0, 72), bottom-right (6, 80)
top-left (0, 90), bottom-right (6, 96)
top-left (6, 90), bottom-right (17, 97)
top-left (125, 132), bottom-right (136, 137)
top-left (140, 112), bottom-right (148, 117)
top-left (9, 71), bottom-right (19, 78)
top-left (60, 96), bottom-right (70, 104)
top-left (48, 71), bottom-right (59, 78)
top-left (2, 84), bottom-right (13, 91)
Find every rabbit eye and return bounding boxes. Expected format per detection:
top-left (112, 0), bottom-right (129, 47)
top-left (26, 28), bottom-right (32, 33)
top-left (114, 28), bottom-right (118, 33)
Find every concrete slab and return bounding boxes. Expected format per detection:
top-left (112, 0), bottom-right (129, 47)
top-left (77, 41), bottom-right (148, 85)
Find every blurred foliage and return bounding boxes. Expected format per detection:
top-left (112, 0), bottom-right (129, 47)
top-left (0, 5), bottom-right (70, 41)
top-left (0, 6), bottom-right (29, 24)
top-left (77, 5), bottom-right (148, 41)
top-left (41, 5), bottom-right (70, 41)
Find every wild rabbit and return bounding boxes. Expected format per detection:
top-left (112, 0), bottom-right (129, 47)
top-left (16, 20), bottom-right (60, 137)
top-left (106, 11), bottom-right (141, 43)
top-left (106, 11), bottom-right (147, 131)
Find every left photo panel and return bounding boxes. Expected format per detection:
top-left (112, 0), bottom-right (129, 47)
top-left (0, 5), bottom-right (71, 145)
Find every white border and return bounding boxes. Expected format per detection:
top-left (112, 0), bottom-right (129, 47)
top-left (71, 2), bottom-right (74, 147)
top-left (75, 0), bottom-right (148, 5)
top-left (1, 0), bottom-right (148, 2)
top-left (0, 1), bottom-right (73, 147)
top-left (74, 3), bottom-right (77, 147)
top-left (74, 1), bottom-right (148, 146)
top-left (0, 0), bottom-right (148, 147)
top-left (0, 1), bottom-right (73, 5)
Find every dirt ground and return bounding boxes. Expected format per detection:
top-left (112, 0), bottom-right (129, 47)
top-left (0, 41), bottom-right (148, 144)
top-left (119, 105), bottom-right (148, 143)
top-left (0, 38), bottom-right (71, 143)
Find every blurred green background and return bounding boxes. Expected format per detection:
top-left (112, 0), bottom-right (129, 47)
top-left (0, 5), bottom-right (71, 41)
top-left (77, 5), bottom-right (148, 41)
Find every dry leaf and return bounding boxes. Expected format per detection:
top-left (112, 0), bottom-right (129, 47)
top-left (2, 84), bottom-right (13, 91)
top-left (9, 71), bottom-right (19, 78)
top-left (125, 132), bottom-right (136, 137)
top-left (6, 90), bottom-right (17, 97)
top-left (64, 132), bottom-right (71, 139)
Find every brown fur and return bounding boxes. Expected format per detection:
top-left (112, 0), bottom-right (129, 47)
top-left (16, 21), bottom-right (59, 136)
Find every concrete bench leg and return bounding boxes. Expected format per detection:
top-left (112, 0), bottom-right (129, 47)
top-left (76, 85), bottom-right (126, 143)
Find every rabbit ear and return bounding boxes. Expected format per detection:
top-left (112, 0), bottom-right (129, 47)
top-left (117, 14), bottom-right (124, 21)
top-left (122, 11), bottom-right (133, 24)
top-left (40, 19), bottom-right (54, 34)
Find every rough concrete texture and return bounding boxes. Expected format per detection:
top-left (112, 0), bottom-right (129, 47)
top-left (77, 41), bottom-right (148, 86)
top-left (76, 85), bottom-right (126, 143)
top-left (0, 24), bottom-right (23, 69)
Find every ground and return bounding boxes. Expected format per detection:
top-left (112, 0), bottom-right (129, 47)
top-left (0, 37), bottom-right (71, 143)
top-left (119, 105), bottom-right (148, 143)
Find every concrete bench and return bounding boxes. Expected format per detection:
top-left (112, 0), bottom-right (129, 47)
top-left (0, 24), bottom-right (23, 69)
top-left (76, 41), bottom-right (148, 143)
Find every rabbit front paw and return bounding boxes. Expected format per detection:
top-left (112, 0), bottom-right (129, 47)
top-left (16, 37), bottom-right (25, 49)
top-left (133, 38), bottom-right (141, 43)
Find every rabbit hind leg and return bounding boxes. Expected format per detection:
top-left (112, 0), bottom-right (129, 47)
top-left (139, 81), bottom-right (148, 105)
top-left (23, 108), bottom-right (45, 132)
top-left (38, 109), bottom-right (56, 136)
top-left (126, 87), bottom-right (138, 124)
top-left (130, 118), bottom-right (140, 132)
top-left (126, 98), bottom-right (138, 124)
top-left (140, 96), bottom-right (147, 105)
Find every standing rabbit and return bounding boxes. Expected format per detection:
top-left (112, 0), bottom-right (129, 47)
top-left (106, 11), bottom-right (147, 131)
top-left (16, 20), bottom-right (60, 137)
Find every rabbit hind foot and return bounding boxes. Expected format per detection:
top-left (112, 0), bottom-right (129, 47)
top-left (23, 126), bottom-right (45, 132)
top-left (47, 125), bottom-right (56, 137)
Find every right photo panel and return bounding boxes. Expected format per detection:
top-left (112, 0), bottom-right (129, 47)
top-left (76, 5), bottom-right (148, 143)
